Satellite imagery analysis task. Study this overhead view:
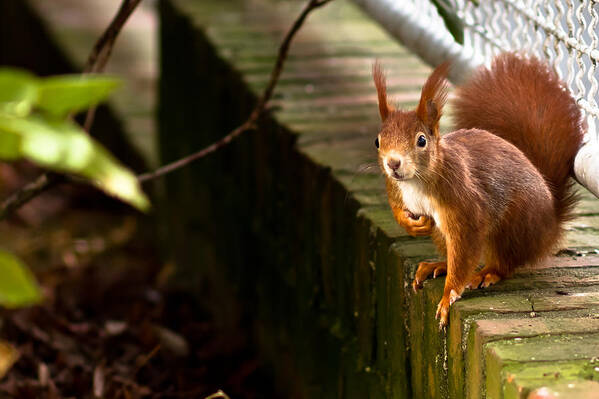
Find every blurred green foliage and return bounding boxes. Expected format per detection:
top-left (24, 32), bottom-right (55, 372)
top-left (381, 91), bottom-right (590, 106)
top-left (0, 68), bottom-right (149, 210)
top-left (431, 0), bottom-right (464, 45)
top-left (0, 250), bottom-right (40, 308)
top-left (0, 67), bottom-right (151, 307)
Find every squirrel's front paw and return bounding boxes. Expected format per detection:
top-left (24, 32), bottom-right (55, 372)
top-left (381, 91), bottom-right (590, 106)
top-left (435, 289), bottom-right (461, 328)
top-left (402, 212), bottom-right (434, 237)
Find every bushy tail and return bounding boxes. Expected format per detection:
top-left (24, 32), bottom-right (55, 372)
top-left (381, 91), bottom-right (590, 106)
top-left (452, 52), bottom-right (584, 223)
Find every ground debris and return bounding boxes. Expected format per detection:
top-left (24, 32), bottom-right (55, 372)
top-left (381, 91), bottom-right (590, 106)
top-left (0, 340), bottom-right (19, 379)
top-left (0, 188), bottom-right (278, 399)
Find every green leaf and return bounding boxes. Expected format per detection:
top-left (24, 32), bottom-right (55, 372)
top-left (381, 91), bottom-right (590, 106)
top-left (0, 249), bottom-right (41, 308)
top-left (37, 75), bottom-right (121, 117)
top-left (91, 165), bottom-right (151, 211)
top-left (0, 115), bottom-right (150, 211)
top-left (0, 130), bottom-right (22, 160)
top-left (0, 68), bottom-right (39, 117)
top-left (431, 0), bottom-right (464, 45)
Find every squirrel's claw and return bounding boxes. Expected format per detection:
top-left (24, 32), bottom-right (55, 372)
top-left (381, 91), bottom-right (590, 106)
top-left (413, 261), bottom-right (447, 292)
top-left (436, 289), bottom-right (461, 328)
top-left (466, 274), bottom-right (483, 289)
top-left (412, 278), bottom-right (423, 293)
top-left (435, 301), bottom-right (449, 328)
top-left (481, 272), bottom-right (502, 288)
top-left (467, 270), bottom-right (503, 290)
top-left (449, 289), bottom-right (461, 305)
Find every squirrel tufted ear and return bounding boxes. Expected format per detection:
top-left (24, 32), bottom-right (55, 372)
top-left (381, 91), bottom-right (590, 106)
top-left (425, 99), bottom-right (439, 125)
top-left (417, 61), bottom-right (450, 134)
top-left (373, 61), bottom-right (395, 121)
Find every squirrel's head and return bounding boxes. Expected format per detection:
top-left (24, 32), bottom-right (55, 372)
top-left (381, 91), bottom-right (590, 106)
top-left (373, 61), bottom-right (449, 183)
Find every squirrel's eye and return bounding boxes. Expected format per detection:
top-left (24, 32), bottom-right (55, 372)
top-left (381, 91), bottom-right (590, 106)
top-left (375, 137), bottom-right (380, 148)
top-left (417, 134), bottom-right (426, 148)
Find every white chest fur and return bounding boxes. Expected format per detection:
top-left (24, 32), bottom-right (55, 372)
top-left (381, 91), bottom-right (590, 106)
top-left (397, 180), bottom-right (442, 228)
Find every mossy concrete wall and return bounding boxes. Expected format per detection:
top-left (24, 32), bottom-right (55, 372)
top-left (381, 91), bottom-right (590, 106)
top-left (13, 0), bottom-right (599, 397)
top-left (157, 0), bottom-right (599, 398)
top-left (158, 1), bottom-right (415, 397)
top-left (12, 0), bottom-right (599, 396)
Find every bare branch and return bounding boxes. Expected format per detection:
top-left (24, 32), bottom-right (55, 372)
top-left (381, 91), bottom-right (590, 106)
top-left (0, 0), bottom-right (142, 221)
top-left (0, 173), bottom-right (63, 221)
top-left (84, 0), bottom-right (143, 74)
top-left (138, 121), bottom-right (255, 183)
top-left (138, 0), bottom-right (333, 183)
top-left (0, 0), bottom-right (333, 219)
top-left (83, 0), bottom-right (143, 131)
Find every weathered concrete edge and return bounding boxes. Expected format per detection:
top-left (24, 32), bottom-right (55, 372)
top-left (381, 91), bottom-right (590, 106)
top-left (158, 1), bottom-right (599, 398)
top-left (156, 1), bottom-right (442, 397)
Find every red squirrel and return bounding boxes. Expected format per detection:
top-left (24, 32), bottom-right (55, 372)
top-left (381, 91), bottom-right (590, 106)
top-left (373, 53), bottom-right (584, 327)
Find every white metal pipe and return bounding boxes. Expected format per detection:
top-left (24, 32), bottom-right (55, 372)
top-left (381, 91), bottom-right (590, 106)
top-left (350, 0), bottom-right (483, 82)
top-left (575, 130), bottom-right (599, 198)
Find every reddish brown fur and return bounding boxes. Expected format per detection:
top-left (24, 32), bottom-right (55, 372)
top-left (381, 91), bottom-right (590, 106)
top-left (452, 53), bottom-right (584, 224)
top-left (417, 61), bottom-right (450, 128)
top-left (373, 61), bottom-right (394, 121)
top-left (373, 54), bottom-right (583, 327)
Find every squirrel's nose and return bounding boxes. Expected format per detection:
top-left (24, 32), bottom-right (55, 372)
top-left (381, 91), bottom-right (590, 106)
top-left (387, 158), bottom-right (401, 171)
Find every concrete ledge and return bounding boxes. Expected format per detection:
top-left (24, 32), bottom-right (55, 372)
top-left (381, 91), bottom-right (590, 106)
top-left (20, 0), bottom-right (599, 396)
top-left (16, 0), bottom-right (599, 396)
top-left (159, 0), bottom-right (599, 397)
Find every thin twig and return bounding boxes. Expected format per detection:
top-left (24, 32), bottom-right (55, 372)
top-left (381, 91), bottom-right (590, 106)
top-left (83, 0), bottom-right (143, 131)
top-left (0, 173), bottom-right (63, 220)
top-left (0, 0), bottom-right (142, 221)
top-left (84, 0), bottom-right (143, 74)
top-left (137, 0), bottom-right (332, 183)
top-left (0, 0), bottom-right (332, 219)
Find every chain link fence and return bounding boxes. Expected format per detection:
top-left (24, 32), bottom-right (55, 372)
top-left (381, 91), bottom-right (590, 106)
top-left (352, 0), bottom-right (599, 198)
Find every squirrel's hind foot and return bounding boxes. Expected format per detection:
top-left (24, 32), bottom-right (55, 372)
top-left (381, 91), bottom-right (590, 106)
top-left (466, 267), bottom-right (503, 289)
top-left (412, 261), bottom-right (447, 292)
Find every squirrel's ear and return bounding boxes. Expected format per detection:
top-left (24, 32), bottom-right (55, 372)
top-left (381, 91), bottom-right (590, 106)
top-left (425, 99), bottom-right (439, 126)
top-left (373, 61), bottom-right (395, 121)
top-left (417, 62), bottom-right (450, 134)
